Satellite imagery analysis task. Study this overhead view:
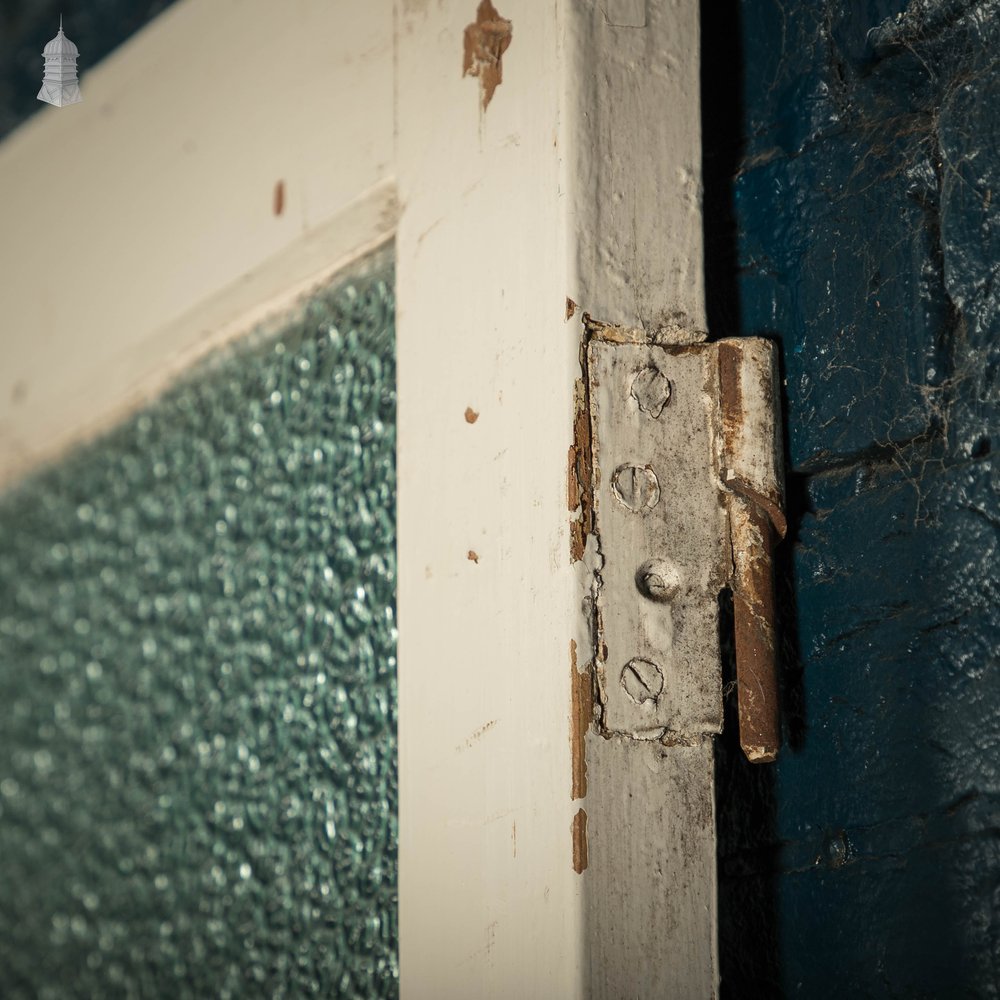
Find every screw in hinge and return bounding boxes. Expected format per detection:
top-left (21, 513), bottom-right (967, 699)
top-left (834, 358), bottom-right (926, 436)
top-left (630, 365), bottom-right (672, 417)
top-left (620, 657), bottom-right (664, 705)
top-left (611, 463), bottom-right (660, 512)
top-left (635, 557), bottom-right (682, 603)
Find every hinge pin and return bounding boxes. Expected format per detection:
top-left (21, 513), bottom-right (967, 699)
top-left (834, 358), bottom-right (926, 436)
top-left (718, 339), bottom-right (787, 763)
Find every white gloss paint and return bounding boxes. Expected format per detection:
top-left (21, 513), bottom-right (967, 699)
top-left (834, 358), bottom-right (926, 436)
top-left (394, 3), bottom-right (583, 995)
top-left (0, 1), bottom-right (712, 996)
top-left (0, 1), bottom-right (396, 486)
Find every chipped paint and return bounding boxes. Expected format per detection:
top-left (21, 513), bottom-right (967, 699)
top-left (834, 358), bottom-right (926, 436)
top-left (583, 311), bottom-right (705, 347)
top-left (565, 297), bottom-right (578, 321)
top-left (570, 639), bottom-right (593, 800)
top-left (457, 719), bottom-right (497, 751)
top-left (467, 549), bottom-right (479, 563)
top-left (462, 0), bottom-right (512, 112)
top-left (717, 339), bottom-right (786, 536)
top-left (568, 378), bottom-right (594, 562)
top-left (571, 807), bottom-right (588, 874)
top-left (659, 730), bottom-right (703, 748)
top-left (464, 406), bottom-right (479, 424)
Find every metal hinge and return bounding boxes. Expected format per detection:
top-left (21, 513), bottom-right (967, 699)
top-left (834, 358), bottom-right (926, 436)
top-left (574, 320), bottom-right (786, 763)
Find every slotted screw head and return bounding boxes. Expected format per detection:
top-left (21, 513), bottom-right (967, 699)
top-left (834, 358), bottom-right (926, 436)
top-left (635, 558), bottom-right (682, 603)
top-left (611, 464), bottom-right (660, 512)
top-left (630, 366), bottom-right (672, 417)
top-left (621, 658), bottom-right (664, 705)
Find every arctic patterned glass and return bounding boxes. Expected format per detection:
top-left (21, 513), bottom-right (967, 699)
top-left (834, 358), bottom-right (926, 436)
top-left (0, 258), bottom-right (397, 998)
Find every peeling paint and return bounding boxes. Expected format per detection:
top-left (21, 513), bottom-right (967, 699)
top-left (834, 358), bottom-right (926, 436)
top-left (717, 339), bottom-right (786, 536)
top-left (583, 311), bottom-right (705, 348)
top-left (568, 378), bottom-right (594, 562)
top-left (573, 528), bottom-right (606, 740)
top-left (462, 0), bottom-right (512, 112)
top-left (565, 297), bottom-right (578, 321)
top-left (570, 639), bottom-right (593, 800)
top-left (571, 807), bottom-right (588, 874)
top-left (659, 730), bottom-right (703, 748)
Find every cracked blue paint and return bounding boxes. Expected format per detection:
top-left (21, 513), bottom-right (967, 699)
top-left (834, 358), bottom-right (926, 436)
top-left (715, 1), bottom-right (1000, 996)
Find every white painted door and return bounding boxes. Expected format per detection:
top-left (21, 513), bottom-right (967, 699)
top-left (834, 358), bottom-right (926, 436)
top-left (0, 1), bottom-right (715, 996)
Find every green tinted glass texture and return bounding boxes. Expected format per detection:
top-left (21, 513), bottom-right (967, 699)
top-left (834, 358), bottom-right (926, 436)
top-left (0, 261), bottom-right (397, 999)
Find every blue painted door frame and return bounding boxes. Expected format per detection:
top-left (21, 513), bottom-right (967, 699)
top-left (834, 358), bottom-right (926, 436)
top-left (707, 1), bottom-right (1000, 996)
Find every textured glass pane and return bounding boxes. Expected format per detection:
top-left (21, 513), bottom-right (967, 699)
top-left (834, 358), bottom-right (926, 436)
top-left (0, 258), bottom-right (397, 998)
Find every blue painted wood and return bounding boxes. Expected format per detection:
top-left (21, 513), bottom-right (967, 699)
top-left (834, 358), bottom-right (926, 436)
top-left (713, 1), bottom-right (1000, 995)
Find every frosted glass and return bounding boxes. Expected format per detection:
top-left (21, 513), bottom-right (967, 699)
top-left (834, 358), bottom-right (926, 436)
top-left (0, 259), bottom-right (397, 998)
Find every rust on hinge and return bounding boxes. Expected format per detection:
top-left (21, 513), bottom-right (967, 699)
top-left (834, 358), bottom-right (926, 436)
top-left (573, 317), bottom-right (786, 759)
top-left (718, 339), bottom-right (787, 763)
top-left (729, 497), bottom-right (780, 761)
top-left (584, 323), bottom-right (729, 738)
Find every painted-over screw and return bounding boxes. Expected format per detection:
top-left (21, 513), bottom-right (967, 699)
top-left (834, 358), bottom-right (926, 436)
top-left (630, 365), bottom-right (672, 417)
top-left (635, 558), bottom-right (682, 603)
top-left (611, 464), bottom-right (660, 512)
top-left (620, 657), bottom-right (664, 705)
